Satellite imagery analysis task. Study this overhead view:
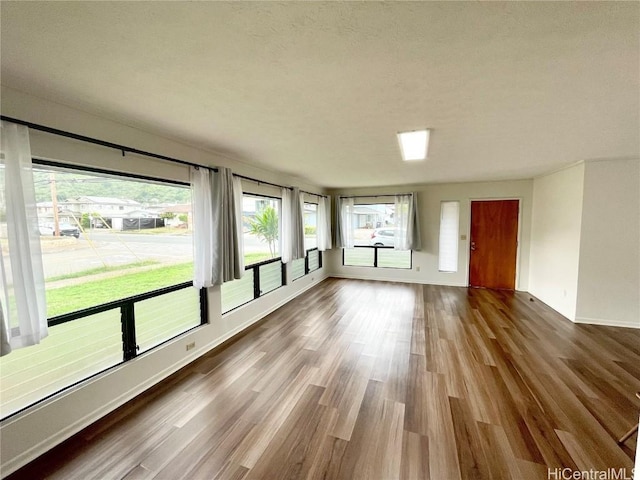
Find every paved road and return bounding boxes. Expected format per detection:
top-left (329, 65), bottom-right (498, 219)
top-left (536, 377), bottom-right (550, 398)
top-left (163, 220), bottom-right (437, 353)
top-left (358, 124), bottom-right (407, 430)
top-left (83, 231), bottom-right (192, 245)
top-left (40, 231), bottom-right (276, 279)
top-left (41, 234), bottom-right (193, 278)
top-left (40, 230), bottom-right (319, 279)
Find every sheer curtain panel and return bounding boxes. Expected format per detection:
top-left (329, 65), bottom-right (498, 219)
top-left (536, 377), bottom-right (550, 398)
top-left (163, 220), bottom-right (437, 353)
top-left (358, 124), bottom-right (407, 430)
top-left (394, 193), bottom-right (422, 251)
top-left (0, 121), bottom-right (48, 356)
top-left (280, 187), bottom-right (305, 263)
top-left (232, 175), bottom-right (245, 274)
top-left (333, 197), bottom-right (344, 248)
top-left (280, 188), bottom-right (292, 264)
top-left (338, 197), bottom-right (355, 248)
top-left (191, 167), bottom-right (214, 289)
top-left (291, 188), bottom-right (305, 260)
top-left (211, 167), bottom-right (244, 285)
top-left (317, 195), bottom-right (332, 251)
top-left (191, 166), bottom-right (243, 288)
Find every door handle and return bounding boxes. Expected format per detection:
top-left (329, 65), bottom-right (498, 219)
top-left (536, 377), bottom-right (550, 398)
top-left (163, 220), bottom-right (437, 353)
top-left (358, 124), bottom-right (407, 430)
top-left (471, 241), bottom-right (476, 251)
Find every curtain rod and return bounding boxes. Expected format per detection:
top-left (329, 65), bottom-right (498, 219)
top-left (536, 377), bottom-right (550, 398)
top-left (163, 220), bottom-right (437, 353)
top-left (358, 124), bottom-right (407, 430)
top-left (1, 115), bottom-right (207, 170)
top-left (1, 116), bottom-right (326, 198)
top-left (339, 193), bottom-right (412, 199)
top-left (233, 173), bottom-right (326, 198)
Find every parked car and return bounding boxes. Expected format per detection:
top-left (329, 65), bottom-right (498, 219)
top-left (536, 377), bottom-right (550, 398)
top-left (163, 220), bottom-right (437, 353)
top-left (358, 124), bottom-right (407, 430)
top-left (39, 223), bottom-right (80, 238)
top-left (369, 228), bottom-right (395, 246)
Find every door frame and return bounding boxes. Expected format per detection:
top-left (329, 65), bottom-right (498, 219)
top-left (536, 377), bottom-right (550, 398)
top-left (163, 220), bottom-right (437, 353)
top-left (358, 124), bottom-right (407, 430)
top-left (464, 197), bottom-right (523, 290)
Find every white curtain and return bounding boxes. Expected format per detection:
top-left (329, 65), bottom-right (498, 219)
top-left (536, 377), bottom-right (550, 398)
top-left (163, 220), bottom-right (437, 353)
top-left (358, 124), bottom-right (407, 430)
top-left (339, 197), bottom-right (355, 248)
top-left (317, 195), bottom-right (332, 251)
top-left (280, 187), bottom-right (305, 263)
top-left (394, 192), bottom-right (422, 251)
top-left (232, 175), bottom-right (245, 274)
top-left (190, 166), bottom-right (243, 288)
top-left (291, 188), bottom-right (305, 260)
top-left (191, 167), bottom-right (214, 289)
top-left (280, 187), bottom-right (292, 264)
top-left (0, 121), bottom-right (48, 356)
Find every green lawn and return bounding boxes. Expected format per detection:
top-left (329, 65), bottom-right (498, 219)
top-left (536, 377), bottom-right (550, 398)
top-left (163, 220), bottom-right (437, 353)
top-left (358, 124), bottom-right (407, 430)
top-left (2, 272), bottom-right (201, 419)
top-left (45, 252), bottom-right (278, 317)
top-left (244, 251), bottom-right (277, 266)
top-left (47, 260), bottom-right (159, 282)
top-left (1, 251), bottom-right (283, 417)
top-left (46, 262), bottom-right (193, 317)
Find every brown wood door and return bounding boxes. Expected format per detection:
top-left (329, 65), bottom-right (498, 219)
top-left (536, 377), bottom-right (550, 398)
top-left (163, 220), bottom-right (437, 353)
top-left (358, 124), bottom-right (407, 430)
top-left (469, 200), bottom-right (519, 289)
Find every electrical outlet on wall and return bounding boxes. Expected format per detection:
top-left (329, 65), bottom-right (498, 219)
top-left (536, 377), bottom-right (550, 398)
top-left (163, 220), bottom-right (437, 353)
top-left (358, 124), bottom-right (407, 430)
top-left (186, 342), bottom-right (195, 351)
top-left (416, 266), bottom-right (421, 272)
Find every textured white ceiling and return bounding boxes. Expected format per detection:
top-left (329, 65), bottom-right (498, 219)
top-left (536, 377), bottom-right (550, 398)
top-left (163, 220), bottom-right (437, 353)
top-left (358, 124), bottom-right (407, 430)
top-left (1, 2), bottom-right (638, 188)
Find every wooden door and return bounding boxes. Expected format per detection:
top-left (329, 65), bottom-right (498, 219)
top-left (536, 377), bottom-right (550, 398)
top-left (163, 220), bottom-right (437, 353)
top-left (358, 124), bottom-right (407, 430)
top-left (469, 200), bottom-right (519, 289)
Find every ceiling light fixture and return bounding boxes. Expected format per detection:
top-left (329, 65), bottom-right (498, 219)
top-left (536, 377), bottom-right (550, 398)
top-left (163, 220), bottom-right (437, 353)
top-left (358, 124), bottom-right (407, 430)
top-left (397, 129), bottom-right (430, 161)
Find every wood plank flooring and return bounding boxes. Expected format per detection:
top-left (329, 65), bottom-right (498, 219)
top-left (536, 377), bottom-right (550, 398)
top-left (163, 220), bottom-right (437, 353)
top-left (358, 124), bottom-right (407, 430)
top-left (7, 279), bottom-right (640, 480)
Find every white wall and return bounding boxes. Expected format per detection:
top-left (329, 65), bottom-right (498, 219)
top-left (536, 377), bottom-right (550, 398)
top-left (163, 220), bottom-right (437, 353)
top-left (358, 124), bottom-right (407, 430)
top-left (0, 87), bottom-right (329, 475)
top-left (326, 180), bottom-right (533, 291)
top-left (528, 163), bottom-right (585, 320)
top-left (576, 159), bottom-right (640, 328)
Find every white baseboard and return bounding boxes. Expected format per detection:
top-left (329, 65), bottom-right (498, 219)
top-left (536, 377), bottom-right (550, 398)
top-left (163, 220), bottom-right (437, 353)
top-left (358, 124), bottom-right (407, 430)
top-left (330, 273), bottom-right (467, 287)
top-left (1, 272), bottom-right (329, 477)
top-left (574, 316), bottom-right (640, 329)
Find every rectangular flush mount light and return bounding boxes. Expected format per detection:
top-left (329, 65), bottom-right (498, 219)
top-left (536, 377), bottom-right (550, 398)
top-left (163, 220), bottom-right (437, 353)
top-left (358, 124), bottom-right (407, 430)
top-left (397, 129), bottom-right (430, 161)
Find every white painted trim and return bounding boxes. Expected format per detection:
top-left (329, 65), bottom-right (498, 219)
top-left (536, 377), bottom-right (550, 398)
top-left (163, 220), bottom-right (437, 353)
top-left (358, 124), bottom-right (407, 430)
top-left (466, 197), bottom-right (523, 290)
top-left (330, 273), bottom-right (467, 287)
top-left (1, 272), bottom-right (329, 476)
top-left (574, 316), bottom-right (640, 329)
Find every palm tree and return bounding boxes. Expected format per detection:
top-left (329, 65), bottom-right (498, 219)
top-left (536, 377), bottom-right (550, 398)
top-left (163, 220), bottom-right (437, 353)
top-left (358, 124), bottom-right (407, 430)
top-left (247, 206), bottom-right (279, 257)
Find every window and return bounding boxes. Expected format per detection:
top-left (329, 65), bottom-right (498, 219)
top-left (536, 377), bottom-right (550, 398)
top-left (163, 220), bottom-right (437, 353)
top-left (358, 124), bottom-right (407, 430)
top-left (291, 257), bottom-right (306, 280)
top-left (438, 201), bottom-right (459, 272)
top-left (304, 203), bottom-right (317, 250)
top-left (342, 202), bottom-right (411, 269)
top-left (221, 270), bottom-right (255, 313)
top-left (307, 249), bottom-right (320, 271)
top-left (242, 194), bottom-right (280, 266)
top-left (289, 202), bottom-right (321, 281)
top-left (221, 193), bottom-right (284, 313)
top-left (0, 161), bottom-right (205, 419)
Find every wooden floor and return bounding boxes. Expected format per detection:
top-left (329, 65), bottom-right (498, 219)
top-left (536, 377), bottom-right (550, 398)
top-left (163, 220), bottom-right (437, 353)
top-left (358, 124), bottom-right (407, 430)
top-left (8, 279), bottom-right (640, 480)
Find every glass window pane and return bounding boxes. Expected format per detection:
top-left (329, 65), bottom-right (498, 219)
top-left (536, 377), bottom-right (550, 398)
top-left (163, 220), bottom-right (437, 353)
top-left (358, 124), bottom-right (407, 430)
top-left (243, 195), bottom-right (280, 266)
top-left (351, 203), bottom-right (394, 246)
top-left (308, 249), bottom-right (320, 272)
top-left (221, 270), bottom-right (255, 313)
top-left (33, 165), bottom-right (193, 318)
top-left (378, 249), bottom-right (411, 269)
top-left (344, 248), bottom-right (374, 267)
top-left (259, 261), bottom-right (282, 295)
top-left (291, 258), bottom-right (305, 281)
top-left (0, 309), bottom-right (122, 418)
top-left (135, 287), bottom-right (201, 353)
top-left (304, 203), bottom-right (317, 250)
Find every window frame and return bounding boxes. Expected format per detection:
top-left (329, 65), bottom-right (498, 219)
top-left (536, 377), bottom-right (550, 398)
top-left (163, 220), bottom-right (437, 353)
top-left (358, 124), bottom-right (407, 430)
top-left (241, 191), bottom-right (282, 268)
top-left (221, 256), bottom-right (286, 314)
top-left (1, 159), bottom-right (208, 422)
top-left (222, 190), bottom-right (285, 314)
top-left (342, 245), bottom-right (412, 269)
top-left (340, 200), bottom-right (412, 269)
